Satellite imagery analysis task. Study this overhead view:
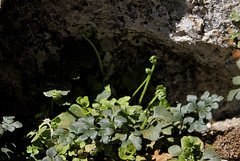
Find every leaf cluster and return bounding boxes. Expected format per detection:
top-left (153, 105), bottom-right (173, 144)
top-left (26, 55), bottom-right (223, 161)
top-left (0, 116), bottom-right (22, 135)
top-left (170, 91), bottom-right (223, 133)
top-left (168, 136), bottom-right (220, 161)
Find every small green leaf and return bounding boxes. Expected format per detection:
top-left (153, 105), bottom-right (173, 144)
top-left (104, 127), bottom-right (114, 136)
top-left (79, 133), bottom-right (88, 142)
top-left (98, 118), bottom-right (111, 129)
top-left (141, 121), bottom-right (162, 141)
top-left (168, 145), bottom-right (182, 157)
top-left (114, 115), bottom-right (127, 127)
top-left (46, 147), bottom-right (58, 161)
top-left (149, 55), bottom-right (157, 64)
top-left (100, 134), bottom-right (109, 144)
top-left (187, 95), bottom-right (197, 104)
top-left (112, 133), bottom-right (127, 141)
top-left (183, 117), bottom-right (194, 124)
top-left (117, 96), bottom-right (131, 105)
top-left (231, 10), bottom-right (240, 22)
top-left (227, 89), bottom-right (240, 101)
top-left (129, 132), bottom-right (142, 151)
top-left (201, 150), bottom-right (215, 159)
top-left (31, 126), bottom-right (47, 142)
top-left (126, 142), bottom-right (137, 155)
top-left (118, 147), bottom-right (135, 160)
top-left (233, 76), bottom-right (240, 85)
top-left (153, 106), bottom-right (173, 122)
top-left (95, 85), bottom-right (111, 103)
top-left (3, 116), bottom-right (15, 124)
top-left (76, 96), bottom-right (90, 107)
top-left (68, 104), bottom-right (85, 118)
top-left (87, 130), bottom-right (98, 140)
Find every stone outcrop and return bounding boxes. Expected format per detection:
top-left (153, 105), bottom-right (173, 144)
top-left (0, 0), bottom-right (240, 119)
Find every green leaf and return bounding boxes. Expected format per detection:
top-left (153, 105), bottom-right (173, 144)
top-left (161, 124), bottom-right (174, 135)
top-left (98, 118), bottom-right (111, 129)
top-left (114, 115), bottom-right (127, 127)
top-left (79, 133), bottom-right (88, 142)
top-left (181, 136), bottom-right (204, 151)
top-left (188, 121), bottom-right (207, 133)
top-left (46, 147), bottom-right (58, 161)
top-left (57, 111), bottom-right (76, 128)
top-left (55, 156), bottom-right (64, 161)
top-left (227, 89), bottom-right (240, 101)
top-left (95, 85), bottom-right (111, 103)
top-left (233, 76), bottom-right (240, 85)
top-left (235, 90), bottom-right (240, 100)
top-left (117, 96), bottom-right (131, 105)
top-left (141, 121), bottom-right (162, 141)
top-left (31, 126), bottom-right (47, 142)
top-left (183, 117), bottom-right (194, 124)
top-left (238, 41), bottom-right (240, 48)
top-left (100, 134), bottom-right (109, 144)
top-left (3, 116), bottom-right (15, 124)
top-left (68, 104), bottom-right (85, 118)
top-left (112, 133), bottom-right (127, 141)
top-left (168, 145), bottom-right (182, 157)
top-left (76, 96), bottom-right (90, 107)
top-left (126, 142), bottom-right (137, 155)
top-left (86, 130), bottom-right (98, 140)
top-left (118, 147), bottom-right (135, 160)
top-left (1, 147), bottom-right (13, 158)
top-left (80, 107), bottom-right (92, 115)
top-left (231, 10), bottom-right (240, 22)
top-left (104, 127), bottom-right (114, 136)
top-left (187, 95), bottom-right (197, 103)
top-left (153, 106), bottom-right (173, 122)
top-left (149, 55), bottom-right (157, 64)
top-left (103, 109), bottom-right (113, 118)
top-left (201, 150), bottom-right (215, 159)
top-left (129, 132), bottom-right (142, 151)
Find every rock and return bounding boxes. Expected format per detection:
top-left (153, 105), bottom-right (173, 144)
top-left (0, 0), bottom-right (240, 119)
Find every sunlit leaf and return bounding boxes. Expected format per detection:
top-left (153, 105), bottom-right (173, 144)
top-left (141, 121), bottom-right (162, 141)
top-left (117, 96), bottom-right (131, 105)
top-left (186, 95), bottom-right (197, 104)
top-left (227, 89), bottom-right (240, 101)
top-left (114, 115), bottom-right (127, 127)
top-left (46, 147), bottom-right (58, 161)
top-left (153, 106), bottom-right (173, 122)
top-left (118, 147), bottom-right (135, 160)
top-left (104, 127), bottom-right (114, 136)
top-left (95, 85), bottom-right (111, 103)
top-left (168, 145), bottom-right (182, 157)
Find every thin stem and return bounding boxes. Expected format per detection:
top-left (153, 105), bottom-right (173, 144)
top-left (83, 33), bottom-right (105, 86)
top-left (138, 63), bottom-right (156, 105)
top-left (131, 77), bottom-right (148, 101)
top-left (140, 112), bottom-right (148, 130)
top-left (146, 95), bottom-right (158, 110)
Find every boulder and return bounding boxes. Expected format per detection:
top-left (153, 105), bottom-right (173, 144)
top-left (0, 0), bottom-right (239, 120)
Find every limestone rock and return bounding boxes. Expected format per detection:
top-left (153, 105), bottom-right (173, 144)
top-left (0, 0), bottom-right (240, 119)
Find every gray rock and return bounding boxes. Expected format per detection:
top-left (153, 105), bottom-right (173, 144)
top-left (0, 0), bottom-right (240, 119)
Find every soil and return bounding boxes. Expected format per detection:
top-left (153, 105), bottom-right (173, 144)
top-left (203, 117), bottom-right (240, 161)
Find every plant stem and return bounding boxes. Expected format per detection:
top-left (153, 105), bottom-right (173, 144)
top-left (83, 33), bottom-right (105, 86)
top-left (138, 63), bottom-right (156, 105)
top-left (140, 112), bottom-right (148, 130)
top-left (131, 77), bottom-right (148, 101)
top-left (146, 95), bottom-right (158, 110)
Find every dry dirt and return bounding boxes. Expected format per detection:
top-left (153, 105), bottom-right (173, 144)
top-left (203, 117), bottom-right (240, 161)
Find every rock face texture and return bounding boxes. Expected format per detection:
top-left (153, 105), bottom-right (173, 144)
top-left (0, 0), bottom-right (240, 119)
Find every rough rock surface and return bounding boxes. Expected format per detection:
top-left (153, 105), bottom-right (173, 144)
top-left (0, 0), bottom-right (240, 119)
